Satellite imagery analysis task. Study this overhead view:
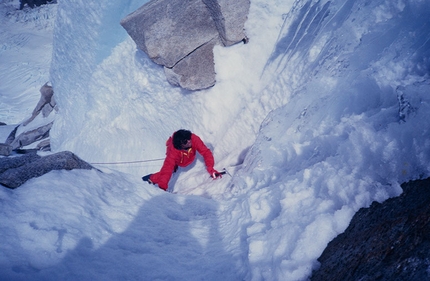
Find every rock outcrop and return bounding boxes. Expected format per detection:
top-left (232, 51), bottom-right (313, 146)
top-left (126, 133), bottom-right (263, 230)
top-left (311, 178), bottom-right (430, 281)
top-left (22, 82), bottom-right (55, 126)
top-left (0, 151), bottom-right (94, 189)
top-left (1, 82), bottom-right (55, 155)
top-left (0, 144), bottom-right (13, 157)
top-left (7, 122), bottom-right (53, 150)
top-left (19, 0), bottom-right (54, 10)
top-left (120, 0), bottom-right (249, 90)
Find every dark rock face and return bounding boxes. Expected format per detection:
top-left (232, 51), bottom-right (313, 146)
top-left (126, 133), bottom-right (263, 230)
top-left (19, 0), bottom-right (53, 10)
top-left (0, 153), bottom-right (40, 174)
top-left (120, 0), bottom-right (249, 90)
top-left (311, 178), bottom-right (430, 281)
top-left (0, 151), bottom-right (94, 189)
top-left (0, 143), bottom-right (12, 156)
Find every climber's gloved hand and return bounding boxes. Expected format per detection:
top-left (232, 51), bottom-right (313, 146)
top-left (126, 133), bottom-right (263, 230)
top-left (210, 169), bottom-right (223, 179)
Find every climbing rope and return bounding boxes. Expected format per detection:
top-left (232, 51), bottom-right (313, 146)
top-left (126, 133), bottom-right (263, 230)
top-left (90, 158), bottom-right (164, 165)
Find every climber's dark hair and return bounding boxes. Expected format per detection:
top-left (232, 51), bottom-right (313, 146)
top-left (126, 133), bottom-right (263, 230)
top-left (173, 129), bottom-right (192, 149)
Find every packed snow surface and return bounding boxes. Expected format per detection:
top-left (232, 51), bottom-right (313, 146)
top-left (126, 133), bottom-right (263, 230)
top-left (1, 0), bottom-right (429, 280)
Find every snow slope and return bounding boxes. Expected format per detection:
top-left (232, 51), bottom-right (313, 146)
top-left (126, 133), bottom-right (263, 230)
top-left (0, 0), bottom-right (55, 124)
top-left (1, 0), bottom-right (430, 280)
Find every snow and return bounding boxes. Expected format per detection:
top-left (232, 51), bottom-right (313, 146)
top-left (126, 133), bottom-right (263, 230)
top-left (0, 1), bottom-right (55, 124)
top-left (1, 0), bottom-right (430, 280)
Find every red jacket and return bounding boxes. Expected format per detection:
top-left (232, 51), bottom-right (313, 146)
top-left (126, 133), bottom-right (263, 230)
top-left (150, 133), bottom-right (215, 190)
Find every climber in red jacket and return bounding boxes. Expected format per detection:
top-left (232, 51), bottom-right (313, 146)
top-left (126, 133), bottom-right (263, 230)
top-left (142, 129), bottom-right (222, 191)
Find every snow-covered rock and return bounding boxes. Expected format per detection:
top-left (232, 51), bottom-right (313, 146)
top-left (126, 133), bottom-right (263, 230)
top-left (0, 151), bottom-right (94, 189)
top-left (5, 82), bottom-right (56, 151)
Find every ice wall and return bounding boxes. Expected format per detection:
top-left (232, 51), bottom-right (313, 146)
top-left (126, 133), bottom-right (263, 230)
top-left (226, 0), bottom-right (430, 279)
